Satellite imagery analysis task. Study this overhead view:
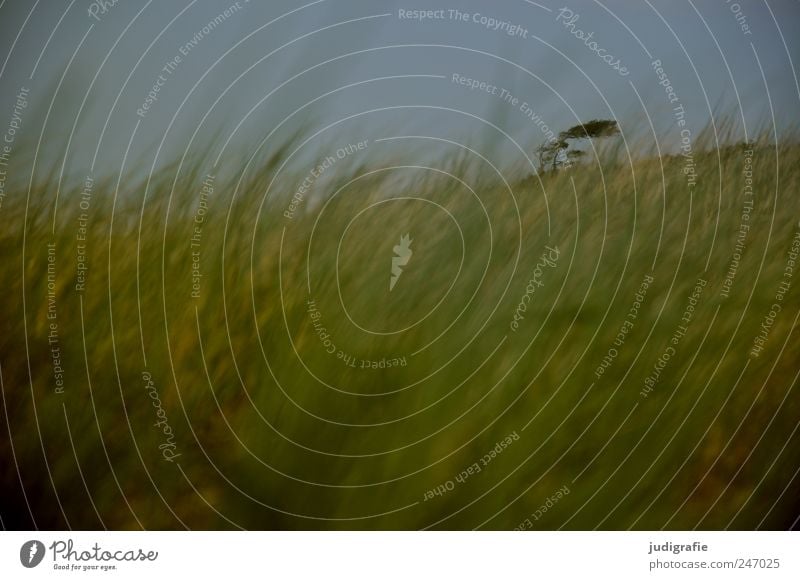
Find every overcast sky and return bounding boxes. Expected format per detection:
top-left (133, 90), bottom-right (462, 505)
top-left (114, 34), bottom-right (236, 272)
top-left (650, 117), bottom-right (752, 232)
top-left (1, 0), bottom-right (798, 181)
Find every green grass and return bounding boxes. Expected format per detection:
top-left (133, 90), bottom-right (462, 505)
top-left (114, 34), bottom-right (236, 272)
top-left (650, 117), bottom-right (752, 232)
top-left (1, 133), bottom-right (799, 530)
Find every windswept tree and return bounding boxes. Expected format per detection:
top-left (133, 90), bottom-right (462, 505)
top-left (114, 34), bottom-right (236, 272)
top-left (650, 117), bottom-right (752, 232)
top-left (536, 119), bottom-right (619, 173)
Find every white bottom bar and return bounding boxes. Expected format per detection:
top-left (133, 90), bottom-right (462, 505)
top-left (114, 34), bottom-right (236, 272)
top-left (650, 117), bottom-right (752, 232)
top-left (2, 531), bottom-right (798, 579)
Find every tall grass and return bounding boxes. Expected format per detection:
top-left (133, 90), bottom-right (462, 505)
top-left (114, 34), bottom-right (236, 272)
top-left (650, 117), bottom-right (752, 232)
top-left (1, 129), bottom-right (798, 530)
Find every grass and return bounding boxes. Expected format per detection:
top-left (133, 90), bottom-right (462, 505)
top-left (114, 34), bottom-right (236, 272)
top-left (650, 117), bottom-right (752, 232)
top-left (1, 129), bottom-right (799, 530)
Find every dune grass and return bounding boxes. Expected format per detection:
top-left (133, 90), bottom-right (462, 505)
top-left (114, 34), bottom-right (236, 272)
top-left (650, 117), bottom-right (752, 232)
top-left (1, 130), bottom-right (798, 530)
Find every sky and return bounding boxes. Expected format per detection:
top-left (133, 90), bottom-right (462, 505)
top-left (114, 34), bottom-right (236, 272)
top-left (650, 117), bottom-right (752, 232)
top-left (0, 0), bottom-right (798, 182)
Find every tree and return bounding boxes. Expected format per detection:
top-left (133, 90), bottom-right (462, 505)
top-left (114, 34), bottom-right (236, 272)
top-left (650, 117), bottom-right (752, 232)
top-left (536, 139), bottom-right (568, 173)
top-left (536, 119), bottom-right (619, 173)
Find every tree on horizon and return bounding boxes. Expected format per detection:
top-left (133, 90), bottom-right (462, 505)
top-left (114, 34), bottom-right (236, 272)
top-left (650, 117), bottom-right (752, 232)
top-left (536, 119), bottom-right (620, 173)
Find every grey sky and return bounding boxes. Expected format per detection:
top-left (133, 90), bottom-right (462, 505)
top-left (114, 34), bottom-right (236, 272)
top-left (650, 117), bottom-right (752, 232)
top-left (0, 0), bottom-right (798, 182)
